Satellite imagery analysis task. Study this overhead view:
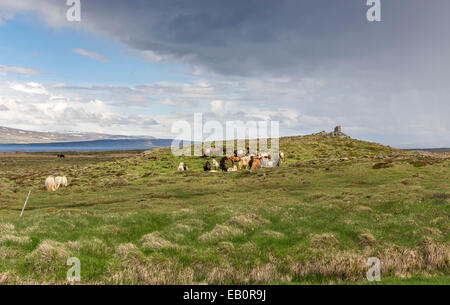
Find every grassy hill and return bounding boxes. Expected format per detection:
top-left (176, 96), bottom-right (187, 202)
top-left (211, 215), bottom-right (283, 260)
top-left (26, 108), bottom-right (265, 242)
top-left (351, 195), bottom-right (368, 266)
top-left (0, 134), bottom-right (448, 284)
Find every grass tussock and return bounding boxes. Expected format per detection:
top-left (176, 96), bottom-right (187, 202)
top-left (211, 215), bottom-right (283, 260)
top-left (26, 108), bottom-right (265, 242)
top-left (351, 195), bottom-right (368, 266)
top-left (228, 213), bottom-right (270, 229)
top-left (0, 272), bottom-right (12, 285)
top-left (115, 243), bottom-right (139, 259)
top-left (0, 223), bottom-right (31, 245)
top-left (98, 225), bottom-right (122, 236)
top-left (0, 234), bottom-right (31, 245)
top-left (311, 233), bottom-right (339, 249)
top-left (359, 233), bottom-right (376, 246)
top-left (206, 262), bottom-right (291, 284)
top-left (198, 225), bottom-right (243, 243)
top-left (0, 223), bottom-right (15, 233)
top-left (27, 240), bottom-right (68, 271)
top-left (295, 239), bottom-right (449, 282)
top-left (140, 232), bottom-right (175, 250)
top-left (111, 250), bottom-right (194, 284)
top-left (0, 246), bottom-right (20, 259)
top-left (372, 162), bottom-right (394, 169)
top-left (175, 224), bottom-right (192, 232)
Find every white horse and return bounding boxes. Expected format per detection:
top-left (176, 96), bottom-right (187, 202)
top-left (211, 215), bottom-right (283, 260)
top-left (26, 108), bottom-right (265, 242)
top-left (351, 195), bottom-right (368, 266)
top-left (227, 165), bottom-right (238, 172)
top-left (55, 176), bottom-right (62, 189)
top-left (279, 151), bottom-right (285, 163)
top-left (260, 152), bottom-right (270, 158)
top-left (62, 176), bottom-right (68, 187)
top-left (178, 162), bottom-right (187, 172)
top-left (55, 176), bottom-right (69, 188)
top-left (261, 159), bottom-right (276, 168)
top-left (45, 176), bottom-right (56, 192)
top-left (212, 159), bottom-right (219, 171)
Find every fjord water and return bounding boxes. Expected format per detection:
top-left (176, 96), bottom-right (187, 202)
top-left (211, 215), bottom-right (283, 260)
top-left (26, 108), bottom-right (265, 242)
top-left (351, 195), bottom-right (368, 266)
top-left (0, 139), bottom-right (173, 152)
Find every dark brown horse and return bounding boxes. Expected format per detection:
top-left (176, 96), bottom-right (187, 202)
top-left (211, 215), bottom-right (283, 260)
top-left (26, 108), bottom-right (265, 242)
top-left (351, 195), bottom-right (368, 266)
top-left (203, 161), bottom-right (211, 171)
top-left (220, 157), bottom-right (229, 172)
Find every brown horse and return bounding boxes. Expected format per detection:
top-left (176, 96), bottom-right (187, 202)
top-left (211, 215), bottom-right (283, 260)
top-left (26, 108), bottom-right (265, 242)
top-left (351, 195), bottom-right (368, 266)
top-left (238, 156), bottom-right (251, 169)
top-left (227, 156), bottom-right (242, 166)
top-left (220, 157), bottom-right (229, 172)
top-left (203, 161), bottom-right (211, 171)
top-left (249, 156), bottom-right (262, 171)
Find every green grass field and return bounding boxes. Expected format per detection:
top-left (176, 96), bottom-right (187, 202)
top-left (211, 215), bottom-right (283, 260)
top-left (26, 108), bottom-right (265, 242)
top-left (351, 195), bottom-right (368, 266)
top-left (0, 135), bottom-right (448, 284)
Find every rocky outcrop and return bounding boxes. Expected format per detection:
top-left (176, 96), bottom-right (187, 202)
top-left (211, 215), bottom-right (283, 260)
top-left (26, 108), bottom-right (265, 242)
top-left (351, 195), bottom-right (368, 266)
top-left (315, 126), bottom-right (349, 138)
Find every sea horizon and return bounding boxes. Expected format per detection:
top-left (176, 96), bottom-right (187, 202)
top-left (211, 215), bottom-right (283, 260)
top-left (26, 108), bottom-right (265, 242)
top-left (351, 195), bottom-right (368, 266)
top-left (0, 138), bottom-right (174, 153)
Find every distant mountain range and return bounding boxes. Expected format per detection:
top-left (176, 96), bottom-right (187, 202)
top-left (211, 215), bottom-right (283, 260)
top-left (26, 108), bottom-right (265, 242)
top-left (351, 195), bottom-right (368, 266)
top-left (0, 126), bottom-right (155, 144)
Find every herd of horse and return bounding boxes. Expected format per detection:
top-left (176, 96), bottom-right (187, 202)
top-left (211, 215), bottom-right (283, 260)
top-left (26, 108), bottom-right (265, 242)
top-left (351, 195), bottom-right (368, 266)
top-left (44, 149), bottom-right (285, 191)
top-left (179, 148), bottom-right (285, 172)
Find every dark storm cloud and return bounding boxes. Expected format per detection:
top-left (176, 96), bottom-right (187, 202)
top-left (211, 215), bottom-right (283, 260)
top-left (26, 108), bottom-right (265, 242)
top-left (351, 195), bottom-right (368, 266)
top-left (72, 0), bottom-right (450, 78)
top-left (3, 0), bottom-right (449, 80)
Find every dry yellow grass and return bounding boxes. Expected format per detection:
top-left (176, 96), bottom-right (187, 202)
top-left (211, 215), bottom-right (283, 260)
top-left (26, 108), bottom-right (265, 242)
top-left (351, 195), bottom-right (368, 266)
top-left (0, 234), bottom-right (31, 245)
top-left (293, 239), bottom-right (449, 282)
top-left (0, 223), bottom-right (15, 233)
top-left (0, 272), bottom-right (11, 285)
top-left (26, 240), bottom-right (69, 272)
top-left (424, 227), bottom-right (443, 236)
top-left (175, 224), bottom-right (192, 232)
top-left (311, 233), bottom-right (339, 248)
top-left (97, 225), bottom-right (123, 236)
top-left (294, 252), bottom-right (365, 282)
top-left (217, 241), bottom-right (235, 253)
top-left (248, 264), bottom-right (291, 283)
top-left (66, 240), bottom-right (81, 251)
top-left (0, 223), bottom-right (31, 245)
top-left (0, 246), bottom-right (20, 259)
top-left (228, 213), bottom-right (270, 229)
top-left (206, 262), bottom-right (291, 284)
top-left (140, 232), bottom-right (175, 250)
top-left (359, 233), bottom-right (376, 246)
top-left (111, 250), bottom-right (194, 284)
top-left (420, 238), bottom-right (450, 270)
top-left (115, 243), bottom-right (139, 258)
top-left (73, 237), bottom-right (110, 255)
top-left (198, 225), bottom-right (243, 242)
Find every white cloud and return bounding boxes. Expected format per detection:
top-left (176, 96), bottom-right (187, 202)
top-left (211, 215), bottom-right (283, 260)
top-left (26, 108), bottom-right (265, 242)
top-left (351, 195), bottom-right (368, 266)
top-left (137, 50), bottom-right (165, 62)
top-left (55, 80), bottom-right (217, 107)
top-left (0, 64), bottom-right (41, 75)
top-left (0, 0), bottom-right (69, 28)
top-left (210, 100), bottom-right (228, 115)
top-left (0, 76), bottom-right (449, 147)
top-left (11, 82), bottom-right (48, 95)
top-left (73, 48), bottom-right (110, 63)
top-left (0, 80), bottom-right (161, 135)
top-left (158, 98), bottom-right (193, 107)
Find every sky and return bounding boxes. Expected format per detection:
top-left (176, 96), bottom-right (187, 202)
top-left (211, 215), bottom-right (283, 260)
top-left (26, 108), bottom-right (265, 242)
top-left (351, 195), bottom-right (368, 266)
top-left (0, 0), bottom-right (449, 148)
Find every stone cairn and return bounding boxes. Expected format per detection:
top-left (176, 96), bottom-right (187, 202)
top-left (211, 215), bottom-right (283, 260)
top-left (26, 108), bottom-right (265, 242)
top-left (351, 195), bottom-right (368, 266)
top-left (315, 126), bottom-right (349, 138)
